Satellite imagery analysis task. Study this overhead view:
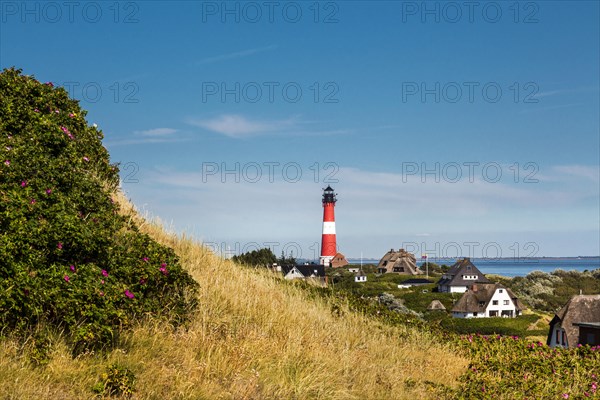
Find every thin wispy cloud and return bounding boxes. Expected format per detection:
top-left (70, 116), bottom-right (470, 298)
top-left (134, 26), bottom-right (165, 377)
top-left (195, 45), bottom-right (278, 65)
top-left (105, 137), bottom-right (188, 147)
top-left (105, 128), bottom-right (183, 147)
top-left (519, 103), bottom-right (584, 114)
top-left (532, 85), bottom-right (599, 99)
top-left (134, 128), bottom-right (178, 137)
top-left (187, 114), bottom-right (297, 138)
top-left (533, 89), bottom-right (566, 99)
top-left (140, 163), bottom-right (598, 250)
top-left (553, 165), bottom-right (600, 183)
top-left (187, 114), bottom-right (351, 139)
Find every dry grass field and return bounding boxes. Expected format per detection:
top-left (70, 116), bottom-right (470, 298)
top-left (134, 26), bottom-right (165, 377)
top-left (0, 194), bottom-right (468, 399)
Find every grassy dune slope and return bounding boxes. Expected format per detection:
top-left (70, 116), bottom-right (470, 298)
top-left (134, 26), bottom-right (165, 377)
top-left (0, 195), bottom-right (468, 399)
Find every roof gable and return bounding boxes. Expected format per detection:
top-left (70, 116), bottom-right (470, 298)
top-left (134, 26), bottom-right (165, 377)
top-left (427, 300), bottom-right (446, 310)
top-left (438, 258), bottom-right (490, 287)
top-left (377, 249), bottom-right (422, 275)
top-left (282, 264), bottom-right (325, 278)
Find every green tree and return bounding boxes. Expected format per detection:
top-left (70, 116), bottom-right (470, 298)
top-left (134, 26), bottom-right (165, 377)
top-left (277, 250), bottom-right (296, 265)
top-left (232, 248), bottom-right (277, 267)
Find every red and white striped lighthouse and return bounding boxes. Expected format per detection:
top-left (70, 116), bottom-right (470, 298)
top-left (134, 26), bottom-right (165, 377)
top-left (320, 186), bottom-right (338, 266)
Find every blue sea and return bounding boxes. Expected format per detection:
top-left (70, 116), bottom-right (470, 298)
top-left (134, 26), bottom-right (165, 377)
top-left (346, 257), bottom-right (600, 278)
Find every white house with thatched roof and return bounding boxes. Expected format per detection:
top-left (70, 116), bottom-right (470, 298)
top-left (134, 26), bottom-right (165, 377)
top-left (548, 294), bottom-right (600, 348)
top-left (377, 248), bottom-right (422, 275)
top-left (451, 283), bottom-right (525, 318)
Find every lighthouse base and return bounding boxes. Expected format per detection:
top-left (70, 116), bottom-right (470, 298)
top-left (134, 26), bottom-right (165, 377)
top-left (320, 256), bottom-right (334, 267)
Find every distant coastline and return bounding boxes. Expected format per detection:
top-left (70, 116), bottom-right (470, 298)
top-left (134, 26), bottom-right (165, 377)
top-left (340, 257), bottom-right (600, 278)
top-left (345, 256), bottom-right (600, 261)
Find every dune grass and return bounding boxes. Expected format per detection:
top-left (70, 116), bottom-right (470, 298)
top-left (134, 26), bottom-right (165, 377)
top-left (0, 194), bottom-right (468, 399)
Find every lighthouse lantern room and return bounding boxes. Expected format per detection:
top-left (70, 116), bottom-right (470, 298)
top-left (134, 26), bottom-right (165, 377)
top-left (320, 186), bottom-right (338, 267)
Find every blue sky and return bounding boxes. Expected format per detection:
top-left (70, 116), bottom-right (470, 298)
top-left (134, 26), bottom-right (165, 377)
top-left (2, 1), bottom-right (599, 259)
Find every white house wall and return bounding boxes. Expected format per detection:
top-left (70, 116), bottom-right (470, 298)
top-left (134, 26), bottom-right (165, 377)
top-left (549, 323), bottom-right (568, 348)
top-left (452, 288), bottom-right (520, 319)
top-left (484, 288), bottom-right (517, 317)
top-left (452, 312), bottom-right (485, 319)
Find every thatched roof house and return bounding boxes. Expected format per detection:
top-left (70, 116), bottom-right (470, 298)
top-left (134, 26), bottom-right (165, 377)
top-left (427, 300), bottom-right (446, 311)
top-left (451, 283), bottom-right (525, 318)
top-left (548, 294), bottom-right (600, 348)
top-left (437, 258), bottom-right (490, 293)
top-left (377, 248), bottom-right (422, 275)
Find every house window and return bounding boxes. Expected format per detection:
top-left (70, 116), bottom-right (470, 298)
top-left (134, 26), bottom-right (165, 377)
top-left (586, 333), bottom-right (595, 345)
top-left (556, 330), bottom-right (560, 345)
top-left (503, 300), bottom-right (509, 305)
top-left (473, 312), bottom-right (478, 317)
top-left (499, 289), bottom-right (503, 293)
top-left (489, 310), bottom-right (498, 317)
top-left (562, 331), bottom-right (566, 346)
top-left (492, 300), bottom-right (498, 305)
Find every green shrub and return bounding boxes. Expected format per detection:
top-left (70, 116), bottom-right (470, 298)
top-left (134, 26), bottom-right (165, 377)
top-left (440, 314), bottom-right (543, 337)
top-left (0, 68), bottom-right (198, 353)
top-left (92, 363), bottom-right (136, 397)
top-left (507, 269), bottom-right (600, 312)
top-left (448, 334), bottom-right (600, 399)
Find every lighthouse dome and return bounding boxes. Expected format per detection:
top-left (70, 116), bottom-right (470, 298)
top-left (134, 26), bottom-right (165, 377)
top-left (322, 186), bottom-right (337, 204)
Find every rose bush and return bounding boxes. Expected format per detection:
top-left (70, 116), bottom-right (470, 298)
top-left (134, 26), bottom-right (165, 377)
top-left (0, 68), bottom-right (197, 353)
